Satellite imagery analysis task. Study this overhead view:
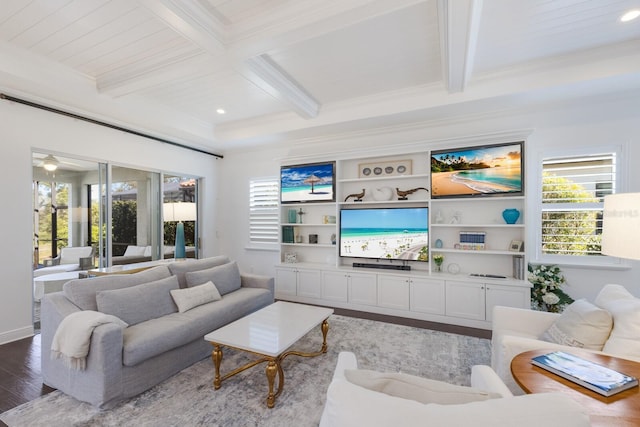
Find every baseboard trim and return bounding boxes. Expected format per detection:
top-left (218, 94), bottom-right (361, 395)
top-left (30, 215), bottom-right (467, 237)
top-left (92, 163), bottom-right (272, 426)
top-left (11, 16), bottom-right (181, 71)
top-left (0, 325), bottom-right (34, 345)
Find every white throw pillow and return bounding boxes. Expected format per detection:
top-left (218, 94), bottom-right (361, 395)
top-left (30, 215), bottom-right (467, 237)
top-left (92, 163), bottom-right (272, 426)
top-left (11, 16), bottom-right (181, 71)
top-left (540, 299), bottom-right (612, 350)
top-left (170, 281), bottom-right (221, 313)
top-left (595, 285), bottom-right (640, 359)
top-left (344, 369), bottom-right (501, 405)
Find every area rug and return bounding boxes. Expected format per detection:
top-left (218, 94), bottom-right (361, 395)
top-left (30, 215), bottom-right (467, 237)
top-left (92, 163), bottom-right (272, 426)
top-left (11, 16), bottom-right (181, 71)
top-left (0, 315), bottom-right (491, 427)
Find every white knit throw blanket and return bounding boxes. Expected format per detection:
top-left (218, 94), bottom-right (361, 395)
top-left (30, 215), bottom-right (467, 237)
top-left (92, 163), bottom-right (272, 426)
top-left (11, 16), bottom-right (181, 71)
top-left (51, 310), bottom-right (128, 370)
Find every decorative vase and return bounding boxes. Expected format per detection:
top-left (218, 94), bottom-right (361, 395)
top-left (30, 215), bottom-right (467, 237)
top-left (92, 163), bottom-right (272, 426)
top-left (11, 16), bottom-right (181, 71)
top-left (502, 208), bottom-right (520, 224)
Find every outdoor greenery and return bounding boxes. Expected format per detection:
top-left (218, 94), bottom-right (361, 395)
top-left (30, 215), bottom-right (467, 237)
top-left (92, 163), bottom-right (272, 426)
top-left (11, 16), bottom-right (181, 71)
top-left (541, 173), bottom-right (602, 256)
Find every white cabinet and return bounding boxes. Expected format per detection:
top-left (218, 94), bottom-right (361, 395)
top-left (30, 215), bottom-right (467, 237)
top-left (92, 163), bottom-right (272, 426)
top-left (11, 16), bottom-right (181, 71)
top-left (445, 279), bottom-right (530, 321)
top-left (409, 277), bottom-right (446, 315)
top-left (275, 266), bottom-right (321, 298)
top-left (485, 283), bottom-right (530, 322)
top-left (445, 280), bottom-right (486, 321)
top-left (377, 275), bottom-right (410, 310)
top-left (347, 272), bottom-right (377, 306)
top-left (321, 270), bottom-right (349, 302)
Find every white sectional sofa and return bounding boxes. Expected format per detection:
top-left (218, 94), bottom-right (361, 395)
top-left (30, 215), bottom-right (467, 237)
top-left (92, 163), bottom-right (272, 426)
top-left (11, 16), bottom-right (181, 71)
top-left (492, 284), bottom-right (640, 394)
top-left (319, 352), bottom-right (590, 427)
top-left (41, 256), bottom-right (274, 408)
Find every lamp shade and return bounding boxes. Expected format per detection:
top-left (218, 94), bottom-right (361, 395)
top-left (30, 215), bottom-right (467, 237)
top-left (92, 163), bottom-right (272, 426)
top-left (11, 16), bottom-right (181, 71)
top-left (163, 202), bottom-right (196, 222)
top-left (601, 193), bottom-right (640, 260)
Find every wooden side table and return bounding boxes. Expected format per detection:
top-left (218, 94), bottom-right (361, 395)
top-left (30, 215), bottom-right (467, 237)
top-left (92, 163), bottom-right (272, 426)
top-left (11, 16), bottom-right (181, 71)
top-left (511, 349), bottom-right (640, 427)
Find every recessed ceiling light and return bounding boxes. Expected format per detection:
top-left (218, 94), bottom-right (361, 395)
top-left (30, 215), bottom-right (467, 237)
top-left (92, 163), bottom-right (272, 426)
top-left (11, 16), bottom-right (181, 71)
top-left (216, 108), bottom-right (226, 114)
top-left (620, 9), bottom-right (640, 22)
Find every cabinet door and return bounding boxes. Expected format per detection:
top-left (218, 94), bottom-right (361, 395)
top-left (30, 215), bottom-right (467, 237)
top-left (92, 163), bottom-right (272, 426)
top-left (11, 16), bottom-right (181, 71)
top-left (377, 275), bottom-right (410, 310)
top-left (410, 277), bottom-right (445, 315)
top-left (485, 284), bottom-right (530, 322)
top-left (275, 267), bottom-right (298, 297)
top-left (296, 268), bottom-right (322, 298)
top-left (321, 271), bottom-right (348, 302)
top-left (445, 280), bottom-right (485, 320)
top-left (348, 273), bottom-right (377, 306)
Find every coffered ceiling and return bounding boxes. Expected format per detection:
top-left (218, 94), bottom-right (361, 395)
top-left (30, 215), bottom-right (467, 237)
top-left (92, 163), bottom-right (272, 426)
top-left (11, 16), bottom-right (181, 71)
top-left (1, 0), bottom-right (639, 154)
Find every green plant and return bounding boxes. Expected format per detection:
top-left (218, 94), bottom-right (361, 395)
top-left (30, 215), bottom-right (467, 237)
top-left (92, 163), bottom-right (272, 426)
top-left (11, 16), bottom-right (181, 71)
top-left (528, 263), bottom-right (574, 312)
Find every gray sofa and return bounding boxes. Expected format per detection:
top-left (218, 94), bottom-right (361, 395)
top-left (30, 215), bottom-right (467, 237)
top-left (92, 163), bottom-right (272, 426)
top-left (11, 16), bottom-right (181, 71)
top-left (41, 256), bottom-right (274, 408)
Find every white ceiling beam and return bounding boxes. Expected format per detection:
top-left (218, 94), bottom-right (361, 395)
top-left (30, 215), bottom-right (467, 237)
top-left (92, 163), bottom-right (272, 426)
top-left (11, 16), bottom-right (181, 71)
top-left (136, 0), bottom-right (226, 55)
top-left (243, 54), bottom-right (320, 119)
top-left (438, 0), bottom-right (483, 93)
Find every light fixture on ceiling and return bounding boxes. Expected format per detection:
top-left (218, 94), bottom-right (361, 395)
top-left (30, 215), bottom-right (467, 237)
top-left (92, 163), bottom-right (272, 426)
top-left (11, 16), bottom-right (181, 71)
top-left (42, 154), bottom-right (59, 171)
top-left (216, 108), bottom-right (226, 114)
top-left (620, 9), bottom-right (640, 22)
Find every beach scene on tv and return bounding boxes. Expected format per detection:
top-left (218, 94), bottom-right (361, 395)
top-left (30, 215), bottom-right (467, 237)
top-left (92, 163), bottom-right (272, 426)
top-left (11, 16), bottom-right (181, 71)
top-left (340, 208), bottom-right (429, 261)
top-left (281, 162), bottom-right (334, 203)
top-left (431, 143), bottom-right (522, 197)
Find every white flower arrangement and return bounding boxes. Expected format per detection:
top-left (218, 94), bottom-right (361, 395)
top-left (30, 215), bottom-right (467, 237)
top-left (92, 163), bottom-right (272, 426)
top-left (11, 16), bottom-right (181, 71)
top-left (528, 263), bottom-right (573, 313)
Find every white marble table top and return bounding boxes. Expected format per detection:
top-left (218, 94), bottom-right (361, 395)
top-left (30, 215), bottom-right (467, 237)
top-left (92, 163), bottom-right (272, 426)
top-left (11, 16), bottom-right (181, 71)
top-left (204, 301), bottom-right (333, 357)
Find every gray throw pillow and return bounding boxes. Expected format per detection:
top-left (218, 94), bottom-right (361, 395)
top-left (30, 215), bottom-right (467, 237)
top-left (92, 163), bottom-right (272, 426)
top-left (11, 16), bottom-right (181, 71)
top-left (167, 256), bottom-right (230, 288)
top-left (96, 275), bottom-right (179, 325)
top-left (185, 261), bottom-right (241, 295)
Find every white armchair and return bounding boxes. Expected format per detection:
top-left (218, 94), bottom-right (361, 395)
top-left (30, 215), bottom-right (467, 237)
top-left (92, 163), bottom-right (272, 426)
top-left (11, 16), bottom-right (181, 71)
top-left (319, 351), bottom-right (589, 427)
top-left (33, 246), bottom-right (94, 277)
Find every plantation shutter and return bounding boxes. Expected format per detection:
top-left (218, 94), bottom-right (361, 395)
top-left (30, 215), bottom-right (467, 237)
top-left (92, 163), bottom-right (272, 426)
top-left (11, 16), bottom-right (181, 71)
top-left (540, 153), bottom-right (616, 257)
top-left (249, 178), bottom-right (279, 244)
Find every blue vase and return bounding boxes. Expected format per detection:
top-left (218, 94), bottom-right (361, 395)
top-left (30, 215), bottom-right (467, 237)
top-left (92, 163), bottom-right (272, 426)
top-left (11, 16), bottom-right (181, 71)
top-left (288, 209), bottom-right (297, 224)
top-left (502, 209), bottom-right (520, 224)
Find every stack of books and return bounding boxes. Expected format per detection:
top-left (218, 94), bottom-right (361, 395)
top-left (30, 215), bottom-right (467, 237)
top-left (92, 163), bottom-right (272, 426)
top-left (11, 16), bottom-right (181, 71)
top-left (459, 231), bottom-right (486, 250)
top-left (531, 351), bottom-right (638, 397)
top-left (512, 255), bottom-right (525, 280)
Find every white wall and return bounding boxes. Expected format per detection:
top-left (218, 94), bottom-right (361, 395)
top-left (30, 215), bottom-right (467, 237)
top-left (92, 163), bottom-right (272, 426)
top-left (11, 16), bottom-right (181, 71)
top-left (0, 100), bottom-right (219, 344)
top-left (217, 94), bottom-right (640, 304)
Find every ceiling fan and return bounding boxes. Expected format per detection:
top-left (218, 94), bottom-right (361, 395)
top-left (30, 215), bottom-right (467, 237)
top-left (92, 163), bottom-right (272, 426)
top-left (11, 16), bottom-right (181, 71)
top-left (33, 154), bottom-right (89, 172)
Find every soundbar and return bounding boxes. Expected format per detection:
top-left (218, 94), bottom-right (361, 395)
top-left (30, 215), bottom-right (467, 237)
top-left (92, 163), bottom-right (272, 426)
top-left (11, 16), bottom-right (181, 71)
top-left (353, 262), bottom-right (411, 271)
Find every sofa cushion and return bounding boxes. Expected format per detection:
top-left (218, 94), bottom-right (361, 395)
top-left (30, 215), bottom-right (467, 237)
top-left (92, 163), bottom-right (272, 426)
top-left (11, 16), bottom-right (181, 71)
top-left (122, 287), bottom-right (273, 366)
top-left (185, 261), bottom-right (241, 295)
top-left (96, 275), bottom-right (179, 325)
top-left (167, 256), bottom-right (230, 288)
top-left (595, 284), bottom-right (640, 359)
top-left (170, 281), bottom-right (221, 313)
top-left (540, 299), bottom-right (612, 350)
top-left (344, 369), bottom-right (500, 405)
top-left (63, 266), bottom-right (172, 311)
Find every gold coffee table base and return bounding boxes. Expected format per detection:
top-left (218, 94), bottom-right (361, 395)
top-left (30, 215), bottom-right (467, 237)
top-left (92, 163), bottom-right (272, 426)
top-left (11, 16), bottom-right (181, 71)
top-left (210, 319), bottom-right (329, 408)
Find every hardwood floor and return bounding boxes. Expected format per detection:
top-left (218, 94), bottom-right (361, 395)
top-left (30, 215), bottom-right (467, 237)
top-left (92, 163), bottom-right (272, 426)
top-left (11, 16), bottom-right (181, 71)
top-left (0, 308), bottom-right (490, 424)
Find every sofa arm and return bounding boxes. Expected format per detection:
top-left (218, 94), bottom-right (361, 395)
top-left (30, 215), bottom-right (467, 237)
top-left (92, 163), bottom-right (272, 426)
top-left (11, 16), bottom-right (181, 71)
top-left (241, 273), bottom-right (274, 295)
top-left (470, 365), bottom-right (513, 397)
top-left (492, 306), bottom-right (559, 338)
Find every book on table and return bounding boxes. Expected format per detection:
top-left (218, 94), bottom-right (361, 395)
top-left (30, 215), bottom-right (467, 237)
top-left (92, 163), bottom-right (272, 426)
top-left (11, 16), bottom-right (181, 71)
top-left (531, 351), bottom-right (638, 397)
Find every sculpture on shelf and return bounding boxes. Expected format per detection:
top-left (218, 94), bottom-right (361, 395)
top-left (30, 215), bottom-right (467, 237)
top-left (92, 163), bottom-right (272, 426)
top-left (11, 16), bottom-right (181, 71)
top-left (395, 187), bottom-right (428, 200)
top-left (344, 189), bottom-right (365, 202)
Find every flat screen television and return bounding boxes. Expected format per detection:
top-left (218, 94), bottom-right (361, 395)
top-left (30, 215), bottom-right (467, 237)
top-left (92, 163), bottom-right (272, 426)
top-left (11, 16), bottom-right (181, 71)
top-left (430, 141), bottom-right (524, 199)
top-left (339, 207), bottom-right (429, 261)
top-left (281, 161), bottom-right (336, 204)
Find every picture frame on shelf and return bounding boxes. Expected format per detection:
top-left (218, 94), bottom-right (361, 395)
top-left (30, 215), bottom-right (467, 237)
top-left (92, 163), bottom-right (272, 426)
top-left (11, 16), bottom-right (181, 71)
top-left (358, 159), bottom-right (412, 178)
top-left (509, 240), bottom-right (524, 252)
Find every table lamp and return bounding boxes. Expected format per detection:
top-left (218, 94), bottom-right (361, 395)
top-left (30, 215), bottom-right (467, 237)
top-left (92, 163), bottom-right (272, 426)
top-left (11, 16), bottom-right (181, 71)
top-left (601, 193), bottom-right (640, 260)
top-left (163, 202), bottom-right (196, 259)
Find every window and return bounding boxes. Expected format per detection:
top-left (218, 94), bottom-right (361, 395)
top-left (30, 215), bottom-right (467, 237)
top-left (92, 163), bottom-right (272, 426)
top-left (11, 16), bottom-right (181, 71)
top-left (540, 152), bottom-right (616, 261)
top-left (249, 177), bottom-right (279, 246)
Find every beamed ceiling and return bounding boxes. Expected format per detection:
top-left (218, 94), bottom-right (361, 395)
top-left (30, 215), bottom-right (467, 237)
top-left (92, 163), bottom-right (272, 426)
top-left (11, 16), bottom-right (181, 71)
top-left (1, 0), bottom-right (639, 154)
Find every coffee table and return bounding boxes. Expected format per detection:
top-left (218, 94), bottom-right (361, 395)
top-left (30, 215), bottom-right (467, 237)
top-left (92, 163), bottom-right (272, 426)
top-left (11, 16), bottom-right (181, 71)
top-left (203, 301), bottom-right (334, 408)
top-left (511, 349), bottom-right (640, 426)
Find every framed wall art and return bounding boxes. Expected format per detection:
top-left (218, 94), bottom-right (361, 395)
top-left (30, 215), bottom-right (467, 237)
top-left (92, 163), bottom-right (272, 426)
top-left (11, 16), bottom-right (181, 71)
top-left (359, 159), bottom-right (412, 178)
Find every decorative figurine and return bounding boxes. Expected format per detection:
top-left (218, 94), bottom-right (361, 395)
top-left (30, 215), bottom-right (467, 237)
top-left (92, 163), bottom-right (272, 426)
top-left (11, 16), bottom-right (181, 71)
top-left (297, 208), bottom-right (305, 223)
top-left (344, 189), bottom-right (365, 202)
top-left (396, 187), bottom-right (428, 200)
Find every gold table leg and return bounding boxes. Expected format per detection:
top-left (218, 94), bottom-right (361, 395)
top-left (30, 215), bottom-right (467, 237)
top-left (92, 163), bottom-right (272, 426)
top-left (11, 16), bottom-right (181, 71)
top-left (208, 317), bottom-right (331, 408)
